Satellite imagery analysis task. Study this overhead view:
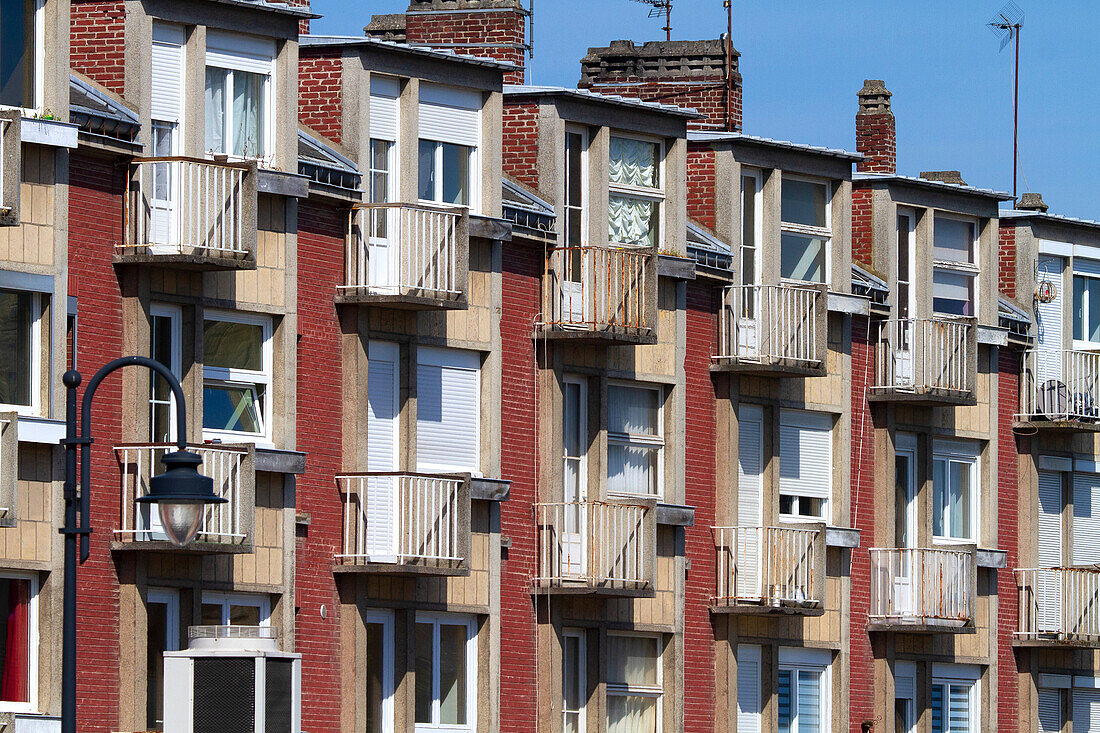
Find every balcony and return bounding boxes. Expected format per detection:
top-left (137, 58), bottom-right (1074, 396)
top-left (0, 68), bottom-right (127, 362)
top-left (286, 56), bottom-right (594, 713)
top-left (337, 203), bottom-right (469, 310)
top-left (113, 443), bottom-right (255, 552)
top-left (335, 472), bottom-right (470, 575)
top-left (1015, 567), bottom-right (1100, 646)
top-left (712, 283), bottom-right (827, 376)
top-left (118, 157), bottom-right (257, 270)
top-left (1016, 349), bottom-right (1100, 430)
top-left (868, 547), bottom-right (974, 631)
top-left (0, 112), bottom-right (17, 225)
top-left (533, 500), bottom-right (656, 595)
top-left (539, 244), bottom-right (657, 344)
top-left (870, 318), bottom-right (976, 405)
top-left (712, 525), bottom-right (823, 614)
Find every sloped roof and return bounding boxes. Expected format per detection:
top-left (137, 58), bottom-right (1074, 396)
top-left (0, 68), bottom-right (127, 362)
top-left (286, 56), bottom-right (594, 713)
top-left (298, 128), bottom-right (361, 192)
top-left (69, 74), bottom-right (139, 144)
top-left (689, 131), bottom-right (862, 161)
top-left (853, 172), bottom-right (1013, 201)
top-left (1000, 208), bottom-right (1100, 232)
top-left (504, 84), bottom-right (701, 119)
top-left (301, 34), bottom-right (517, 70)
top-left (502, 177), bottom-right (555, 234)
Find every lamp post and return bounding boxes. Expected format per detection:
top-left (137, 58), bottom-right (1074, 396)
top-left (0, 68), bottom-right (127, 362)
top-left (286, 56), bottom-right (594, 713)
top-left (59, 356), bottom-right (225, 733)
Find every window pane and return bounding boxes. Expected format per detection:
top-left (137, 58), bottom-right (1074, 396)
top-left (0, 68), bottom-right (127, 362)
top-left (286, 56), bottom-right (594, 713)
top-left (797, 670), bottom-right (822, 733)
top-left (781, 233), bottom-right (826, 283)
top-left (933, 459), bottom-right (946, 537)
top-left (438, 624), bottom-right (467, 725)
top-left (204, 319), bottom-right (263, 371)
top-left (741, 176), bottom-right (757, 286)
top-left (895, 455), bottom-right (911, 547)
top-left (609, 137), bottom-right (658, 188)
top-left (609, 195), bottom-right (657, 246)
top-left (151, 314), bottom-right (174, 442)
top-left (200, 603), bottom-right (222, 626)
top-left (232, 71), bottom-right (266, 158)
top-left (949, 684), bottom-right (970, 732)
top-left (933, 218), bottom-right (974, 264)
top-left (932, 684), bottom-right (944, 733)
top-left (781, 179), bottom-right (827, 228)
top-left (563, 634), bottom-right (583, 712)
top-left (0, 289), bottom-right (33, 406)
top-left (229, 603), bottom-right (261, 626)
top-left (566, 133), bottom-right (583, 206)
top-left (1075, 276), bottom-right (1087, 341)
top-left (932, 270), bottom-right (974, 316)
top-left (204, 68), bottom-right (227, 154)
top-left (203, 383), bottom-right (262, 433)
top-left (147, 600), bottom-right (169, 729)
top-left (608, 386), bottom-right (658, 435)
top-left (414, 623), bottom-right (434, 724)
top-left (0, 0), bottom-right (35, 108)
top-left (607, 443), bottom-right (657, 496)
top-left (950, 461), bottom-right (971, 539)
top-left (1090, 279), bottom-right (1100, 342)
top-left (418, 140), bottom-right (436, 201)
top-left (778, 669), bottom-right (792, 733)
top-left (607, 694), bottom-right (657, 733)
top-left (0, 578), bottom-right (31, 703)
top-left (606, 635), bottom-right (657, 686)
top-left (365, 622), bottom-right (386, 733)
top-left (442, 143), bottom-right (470, 206)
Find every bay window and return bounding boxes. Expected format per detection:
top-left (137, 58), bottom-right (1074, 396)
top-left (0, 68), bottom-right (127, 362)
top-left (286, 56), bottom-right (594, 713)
top-left (1073, 259), bottom-right (1100, 345)
top-left (0, 288), bottom-right (39, 413)
top-left (778, 648), bottom-right (831, 733)
top-left (778, 410), bottom-right (833, 521)
top-left (0, 0), bottom-right (42, 110)
top-left (202, 311), bottom-right (272, 443)
top-left (418, 83), bottom-right (479, 211)
top-left (0, 574), bottom-right (35, 712)
top-left (415, 613), bottom-right (476, 731)
top-left (608, 135), bottom-right (662, 247)
top-left (930, 665), bottom-right (979, 733)
top-left (205, 32), bottom-right (273, 160)
top-left (607, 384), bottom-right (663, 498)
top-left (932, 217), bottom-right (978, 317)
top-left (606, 633), bottom-right (662, 733)
top-left (780, 178), bottom-right (830, 283)
top-left (932, 440), bottom-right (979, 542)
top-left (200, 591), bottom-right (270, 626)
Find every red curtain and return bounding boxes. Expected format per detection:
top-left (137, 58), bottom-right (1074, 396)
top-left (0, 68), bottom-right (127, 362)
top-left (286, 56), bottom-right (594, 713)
top-left (0, 579), bottom-right (29, 702)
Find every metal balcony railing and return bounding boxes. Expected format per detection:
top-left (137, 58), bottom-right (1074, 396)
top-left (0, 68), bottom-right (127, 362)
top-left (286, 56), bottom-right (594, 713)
top-left (1018, 348), bottom-right (1100, 422)
top-left (715, 284), bottom-right (824, 367)
top-left (542, 244), bottom-right (654, 334)
top-left (534, 501), bottom-right (654, 591)
top-left (336, 473), bottom-right (467, 567)
top-left (869, 547), bottom-right (972, 625)
top-left (344, 203), bottom-right (465, 299)
top-left (114, 443), bottom-right (249, 544)
top-left (123, 157), bottom-right (250, 256)
top-left (1016, 567), bottom-right (1100, 643)
top-left (872, 318), bottom-right (974, 395)
top-left (712, 525), bottom-right (820, 608)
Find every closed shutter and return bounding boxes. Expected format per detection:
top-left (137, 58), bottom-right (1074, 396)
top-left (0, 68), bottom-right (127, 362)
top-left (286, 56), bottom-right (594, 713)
top-left (1073, 471), bottom-right (1100, 565)
top-left (206, 30), bottom-right (275, 74)
top-left (369, 76), bottom-right (400, 142)
top-left (1038, 688), bottom-right (1062, 733)
top-left (1039, 470), bottom-right (1064, 566)
top-left (1036, 255), bottom-right (1065, 383)
top-left (736, 644), bottom-right (761, 733)
top-left (779, 410), bottom-right (833, 501)
top-left (366, 342), bottom-right (399, 560)
top-left (737, 405), bottom-right (763, 598)
top-left (1074, 258), bottom-right (1100, 278)
top-left (416, 347), bottom-right (480, 473)
top-left (419, 83), bottom-right (480, 147)
top-left (895, 661), bottom-right (916, 702)
top-left (1074, 688), bottom-right (1100, 731)
top-left (151, 24), bottom-right (184, 123)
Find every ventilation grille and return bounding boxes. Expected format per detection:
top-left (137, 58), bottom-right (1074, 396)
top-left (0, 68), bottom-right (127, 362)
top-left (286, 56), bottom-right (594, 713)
top-left (194, 657), bottom-right (256, 733)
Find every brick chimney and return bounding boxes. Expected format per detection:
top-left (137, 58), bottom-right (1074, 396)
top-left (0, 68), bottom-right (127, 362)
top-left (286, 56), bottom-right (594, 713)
top-left (1017, 192), bottom-right (1049, 212)
top-left (855, 79), bottom-right (895, 174)
top-left (367, 0), bottom-right (529, 85)
top-left (920, 171), bottom-right (967, 186)
top-left (578, 39), bottom-right (742, 131)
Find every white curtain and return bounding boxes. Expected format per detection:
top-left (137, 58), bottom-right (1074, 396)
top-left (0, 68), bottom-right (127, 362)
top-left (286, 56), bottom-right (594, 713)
top-left (607, 635), bottom-right (657, 686)
top-left (205, 68), bottom-right (226, 154)
top-left (232, 71), bottom-right (264, 158)
top-left (609, 195), bottom-right (656, 246)
top-left (607, 387), bottom-right (659, 496)
top-left (609, 137), bottom-right (657, 188)
top-left (607, 695), bottom-right (657, 733)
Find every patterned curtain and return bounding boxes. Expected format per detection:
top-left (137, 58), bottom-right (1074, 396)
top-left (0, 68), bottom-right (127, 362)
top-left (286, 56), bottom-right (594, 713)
top-left (609, 196), bottom-right (656, 246)
top-left (609, 137), bottom-right (657, 188)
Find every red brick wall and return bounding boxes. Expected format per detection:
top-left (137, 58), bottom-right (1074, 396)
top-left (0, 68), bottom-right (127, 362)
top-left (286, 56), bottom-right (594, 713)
top-left (584, 77), bottom-right (741, 132)
top-left (855, 111), bottom-right (896, 175)
top-left (299, 53), bottom-right (344, 145)
top-left (68, 152), bottom-right (127, 733)
top-left (71, 0), bottom-right (127, 94)
top-left (999, 225), bottom-right (1017, 299)
top-left (502, 103), bottom-right (540, 189)
top-left (996, 349), bottom-right (1021, 733)
top-left (295, 201), bottom-right (347, 733)
top-left (405, 10), bottom-right (526, 84)
top-left (851, 187), bottom-right (874, 268)
top-left (686, 145), bottom-right (716, 231)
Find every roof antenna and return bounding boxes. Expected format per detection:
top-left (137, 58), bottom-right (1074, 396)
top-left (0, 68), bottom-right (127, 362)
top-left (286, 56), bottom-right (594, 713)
top-left (987, 1), bottom-right (1024, 200)
top-left (629, 0), bottom-right (673, 41)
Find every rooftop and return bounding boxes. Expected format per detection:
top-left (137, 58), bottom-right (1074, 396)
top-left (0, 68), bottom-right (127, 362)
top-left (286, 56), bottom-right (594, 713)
top-left (213, 0), bottom-right (319, 18)
top-left (689, 131), bottom-right (862, 161)
top-left (1000, 208), bottom-right (1100, 232)
top-left (853, 172), bottom-right (1013, 201)
top-left (504, 84), bottom-right (702, 118)
top-left (301, 34), bottom-right (518, 70)
top-left (69, 74), bottom-right (140, 144)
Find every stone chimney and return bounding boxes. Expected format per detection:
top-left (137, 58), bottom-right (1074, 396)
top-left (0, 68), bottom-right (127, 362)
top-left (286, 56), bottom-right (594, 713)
top-left (920, 171), bottom-right (967, 186)
top-left (578, 39), bottom-right (742, 131)
top-left (1016, 192), bottom-right (1049, 212)
top-left (855, 79), bottom-right (895, 174)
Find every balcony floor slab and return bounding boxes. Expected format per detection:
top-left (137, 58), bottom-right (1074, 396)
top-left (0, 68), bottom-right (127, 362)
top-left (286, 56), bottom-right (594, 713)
top-left (867, 618), bottom-right (972, 634)
top-left (1012, 418), bottom-right (1100, 433)
top-left (336, 292), bottom-right (468, 311)
top-left (333, 562), bottom-right (469, 577)
top-left (710, 602), bottom-right (824, 617)
top-left (710, 358), bottom-right (826, 378)
top-left (113, 252), bottom-right (256, 271)
top-left (868, 388), bottom-right (976, 407)
top-left (1012, 635), bottom-right (1100, 648)
top-left (111, 540), bottom-right (252, 554)
top-left (533, 328), bottom-right (657, 346)
top-left (529, 582), bottom-right (655, 599)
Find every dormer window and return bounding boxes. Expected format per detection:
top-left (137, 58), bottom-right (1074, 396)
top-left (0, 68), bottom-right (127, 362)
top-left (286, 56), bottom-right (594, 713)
top-left (0, 0), bottom-right (43, 110)
top-left (780, 178), bottom-right (830, 283)
top-left (608, 135), bottom-right (662, 247)
top-left (204, 32), bottom-right (274, 160)
top-left (932, 216), bottom-right (978, 317)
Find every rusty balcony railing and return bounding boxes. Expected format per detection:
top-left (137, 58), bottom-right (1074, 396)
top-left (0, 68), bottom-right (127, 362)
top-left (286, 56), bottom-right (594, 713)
top-left (336, 472), bottom-right (469, 568)
top-left (541, 244), bottom-right (655, 336)
top-left (114, 443), bottom-right (251, 545)
top-left (869, 547), bottom-right (973, 627)
top-left (712, 525), bottom-right (821, 609)
top-left (1016, 567), bottom-right (1100, 644)
top-left (872, 318), bottom-right (975, 397)
top-left (1018, 349), bottom-right (1100, 423)
top-left (714, 284), bottom-right (825, 369)
top-left (534, 500), bottom-right (655, 592)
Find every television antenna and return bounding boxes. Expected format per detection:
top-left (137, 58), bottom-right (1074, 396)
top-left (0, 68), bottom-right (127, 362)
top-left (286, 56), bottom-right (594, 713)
top-left (988, 1), bottom-right (1024, 199)
top-left (629, 0), bottom-right (673, 41)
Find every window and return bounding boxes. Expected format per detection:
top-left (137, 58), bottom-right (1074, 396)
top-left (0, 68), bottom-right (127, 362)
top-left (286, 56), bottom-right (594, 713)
top-left (365, 610), bottom-right (394, 733)
top-left (608, 135), bottom-right (663, 247)
top-left (0, 0), bottom-right (43, 110)
top-left (894, 662), bottom-right (916, 733)
top-left (1073, 259), bottom-right (1100, 345)
top-left (368, 139), bottom-right (394, 237)
top-left (0, 574), bottom-right (37, 712)
top-left (735, 644), bottom-right (761, 733)
top-left (202, 311), bottom-right (272, 443)
top-left (418, 141), bottom-right (471, 207)
top-left (0, 288), bottom-right (40, 413)
top-left (416, 347), bottom-right (480, 474)
top-left (563, 629), bottom-right (586, 733)
top-left (897, 211), bottom-right (914, 321)
top-left (205, 32), bottom-right (274, 160)
top-left (778, 648), bottom-right (830, 733)
top-left (607, 384), bottom-right (664, 498)
top-left (415, 613), bottom-right (476, 731)
top-left (780, 178), bottom-right (830, 283)
top-left (418, 83), bottom-right (480, 211)
top-left (931, 665), bottom-right (979, 733)
top-left (565, 129), bottom-right (587, 246)
top-left (606, 633), bottom-right (661, 733)
top-left (150, 305), bottom-right (181, 444)
top-left (1072, 684), bottom-right (1100, 733)
top-left (741, 170), bottom-right (761, 292)
top-left (778, 410), bottom-right (833, 521)
top-left (932, 440), bottom-right (979, 542)
top-left (1037, 688), bottom-right (1061, 733)
top-left (200, 591), bottom-right (270, 626)
top-left (368, 76), bottom-right (399, 261)
top-left (932, 216), bottom-right (979, 317)
top-left (1072, 468), bottom-right (1100, 565)
top-left (146, 589), bottom-right (179, 730)
top-left (895, 433), bottom-right (917, 548)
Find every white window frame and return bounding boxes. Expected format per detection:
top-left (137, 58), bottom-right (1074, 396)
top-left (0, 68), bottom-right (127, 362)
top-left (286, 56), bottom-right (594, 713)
top-left (0, 276), bottom-right (45, 418)
top-left (204, 40), bottom-right (274, 163)
top-left (740, 168), bottom-right (763, 289)
top-left (414, 611), bottom-right (477, 732)
top-left (931, 664), bottom-right (981, 733)
top-left (932, 440), bottom-right (980, 544)
top-left (779, 174), bottom-right (832, 285)
top-left (893, 661), bottom-right (916, 733)
top-left (149, 304), bottom-right (182, 443)
top-left (606, 381), bottom-right (665, 500)
top-left (200, 591), bottom-right (271, 626)
top-left (417, 139), bottom-right (479, 214)
top-left (562, 376), bottom-right (588, 503)
top-left (607, 132), bottom-right (665, 249)
top-left (896, 207), bottom-right (917, 321)
top-left (895, 433), bottom-right (918, 549)
top-left (1071, 258), bottom-right (1100, 350)
top-left (564, 126), bottom-right (589, 248)
top-left (931, 213), bottom-right (980, 319)
top-left (201, 309), bottom-right (274, 446)
top-left (778, 409), bottom-right (833, 523)
top-left (562, 628), bottom-right (586, 733)
top-left (2, 0), bottom-right (46, 114)
top-left (0, 571), bottom-right (39, 714)
top-left (777, 647), bottom-right (831, 733)
top-left (364, 608), bottom-right (395, 733)
top-left (605, 632), bottom-right (663, 733)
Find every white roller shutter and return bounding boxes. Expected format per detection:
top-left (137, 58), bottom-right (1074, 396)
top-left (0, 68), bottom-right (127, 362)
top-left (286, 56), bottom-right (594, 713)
top-left (1038, 688), bottom-right (1062, 733)
top-left (1036, 255), bottom-right (1065, 383)
top-left (1073, 471), bottom-right (1100, 565)
top-left (419, 83), bottom-right (480, 147)
top-left (366, 342), bottom-right (399, 561)
top-left (369, 76), bottom-right (400, 142)
top-left (151, 24), bottom-right (184, 123)
top-left (1074, 688), bottom-right (1100, 731)
top-left (737, 405), bottom-right (763, 598)
top-left (1074, 258), bottom-right (1100, 278)
top-left (1039, 470), bottom-right (1064, 566)
top-left (416, 347), bottom-right (480, 473)
top-left (736, 644), bottom-right (761, 733)
top-left (895, 661), bottom-right (916, 702)
top-left (779, 409), bottom-right (833, 501)
top-left (206, 30), bottom-right (275, 74)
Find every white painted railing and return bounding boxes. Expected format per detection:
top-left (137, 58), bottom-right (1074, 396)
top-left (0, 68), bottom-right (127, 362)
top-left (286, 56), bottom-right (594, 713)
top-left (712, 525), bottom-right (820, 607)
top-left (1018, 349), bottom-right (1100, 421)
top-left (123, 157), bottom-right (249, 255)
top-left (869, 548), bottom-right (972, 624)
top-left (344, 203), bottom-right (464, 298)
top-left (114, 443), bottom-right (248, 544)
top-left (873, 318), bottom-right (973, 394)
top-left (534, 501), bottom-right (654, 590)
top-left (715, 284), bottom-right (824, 366)
top-left (336, 473), bottom-right (466, 566)
top-left (542, 245), bottom-right (654, 333)
top-left (1016, 567), bottom-right (1100, 642)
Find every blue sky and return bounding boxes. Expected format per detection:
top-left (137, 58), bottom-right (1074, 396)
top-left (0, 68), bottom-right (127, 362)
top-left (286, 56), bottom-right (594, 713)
top-left (312, 1), bottom-right (1099, 219)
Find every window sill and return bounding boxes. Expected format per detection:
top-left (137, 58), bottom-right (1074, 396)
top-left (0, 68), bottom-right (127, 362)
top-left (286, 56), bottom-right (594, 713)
top-left (20, 117), bottom-right (78, 149)
top-left (13, 415), bottom-right (63, 445)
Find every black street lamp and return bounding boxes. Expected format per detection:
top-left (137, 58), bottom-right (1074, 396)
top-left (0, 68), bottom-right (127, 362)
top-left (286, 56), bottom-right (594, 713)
top-left (59, 356), bottom-right (225, 733)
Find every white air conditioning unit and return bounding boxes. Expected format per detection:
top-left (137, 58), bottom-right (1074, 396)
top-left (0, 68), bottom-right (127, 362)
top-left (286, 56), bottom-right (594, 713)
top-left (163, 626), bottom-right (301, 733)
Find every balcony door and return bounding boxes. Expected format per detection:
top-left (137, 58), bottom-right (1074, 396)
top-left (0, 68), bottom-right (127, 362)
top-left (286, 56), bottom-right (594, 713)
top-left (150, 24), bottom-right (184, 250)
top-left (1037, 469), bottom-right (1064, 633)
top-left (736, 405), bottom-right (764, 600)
top-left (893, 434), bottom-right (918, 614)
top-left (366, 342), bottom-right (400, 562)
top-left (893, 212), bottom-right (916, 385)
top-left (561, 377), bottom-right (587, 577)
top-left (562, 129), bottom-right (589, 324)
top-left (367, 77), bottom-right (399, 292)
top-left (1035, 255), bottom-right (1067, 415)
top-left (738, 171), bottom-right (762, 356)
